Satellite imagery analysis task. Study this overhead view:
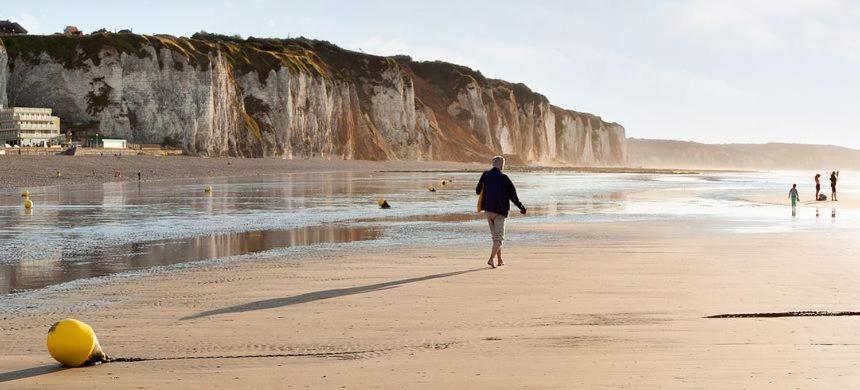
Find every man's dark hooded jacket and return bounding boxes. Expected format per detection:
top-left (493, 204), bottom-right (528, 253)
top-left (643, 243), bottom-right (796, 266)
top-left (476, 168), bottom-right (525, 217)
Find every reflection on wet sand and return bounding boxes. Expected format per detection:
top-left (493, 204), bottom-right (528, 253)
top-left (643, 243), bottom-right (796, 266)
top-left (356, 213), bottom-right (483, 224)
top-left (353, 192), bottom-right (627, 223)
top-left (535, 192), bottom-right (627, 215)
top-left (0, 225), bottom-right (381, 294)
top-left (355, 193), bottom-right (628, 224)
top-left (4, 170), bottom-right (853, 295)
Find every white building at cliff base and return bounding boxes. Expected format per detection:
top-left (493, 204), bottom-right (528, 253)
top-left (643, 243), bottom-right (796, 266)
top-left (0, 107), bottom-right (62, 147)
top-left (101, 139), bottom-right (127, 149)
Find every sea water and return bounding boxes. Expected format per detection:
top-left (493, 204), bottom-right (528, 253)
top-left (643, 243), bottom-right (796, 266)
top-left (0, 170), bottom-right (856, 293)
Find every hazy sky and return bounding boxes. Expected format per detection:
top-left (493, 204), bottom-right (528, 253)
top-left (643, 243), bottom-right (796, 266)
top-left (3, 0), bottom-right (859, 148)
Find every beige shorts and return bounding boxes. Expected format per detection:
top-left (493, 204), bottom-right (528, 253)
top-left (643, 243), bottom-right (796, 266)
top-left (486, 211), bottom-right (506, 244)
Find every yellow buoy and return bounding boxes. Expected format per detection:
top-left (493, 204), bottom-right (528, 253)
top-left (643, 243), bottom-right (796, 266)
top-left (377, 199), bottom-right (391, 209)
top-left (21, 190), bottom-right (30, 197)
top-left (428, 186), bottom-right (436, 192)
top-left (56, 170), bottom-right (62, 178)
top-left (23, 198), bottom-right (33, 209)
top-left (204, 186), bottom-right (213, 193)
top-left (46, 319), bottom-right (107, 367)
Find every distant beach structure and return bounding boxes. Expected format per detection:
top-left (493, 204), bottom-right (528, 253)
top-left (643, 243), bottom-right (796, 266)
top-left (63, 25), bottom-right (83, 36)
top-left (0, 107), bottom-right (62, 147)
top-left (101, 139), bottom-right (128, 149)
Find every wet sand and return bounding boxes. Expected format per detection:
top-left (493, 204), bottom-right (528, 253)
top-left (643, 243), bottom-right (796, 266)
top-left (0, 155), bottom-right (714, 193)
top-left (0, 156), bottom-right (483, 192)
top-left (1, 220), bottom-right (858, 388)
top-left (744, 192), bottom-right (860, 210)
top-left (0, 225), bottom-right (384, 293)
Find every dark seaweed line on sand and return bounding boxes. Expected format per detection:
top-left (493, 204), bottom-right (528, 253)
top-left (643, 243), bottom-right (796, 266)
top-left (105, 342), bottom-right (457, 363)
top-left (106, 350), bottom-right (374, 362)
top-left (706, 311), bottom-right (860, 319)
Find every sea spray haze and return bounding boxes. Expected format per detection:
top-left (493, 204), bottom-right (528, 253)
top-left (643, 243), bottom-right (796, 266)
top-left (0, 34), bottom-right (626, 164)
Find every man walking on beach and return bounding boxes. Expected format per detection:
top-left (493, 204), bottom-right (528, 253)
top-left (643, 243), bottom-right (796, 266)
top-left (476, 156), bottom-right (527, 268)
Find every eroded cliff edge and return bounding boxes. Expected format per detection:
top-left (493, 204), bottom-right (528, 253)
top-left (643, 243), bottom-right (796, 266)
top-left (0, 34), bottom-right (626, 165)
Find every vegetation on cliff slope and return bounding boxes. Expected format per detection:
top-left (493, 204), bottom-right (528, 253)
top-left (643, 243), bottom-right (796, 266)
top-left (1, 32), bottom-right (593, 108)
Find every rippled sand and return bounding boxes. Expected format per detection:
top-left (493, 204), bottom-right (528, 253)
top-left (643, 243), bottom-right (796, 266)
top-left (1, 217), bottom-right (859, 388)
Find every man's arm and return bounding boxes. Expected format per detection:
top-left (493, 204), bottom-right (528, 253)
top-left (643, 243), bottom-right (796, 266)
top-left (505, 176), bottom-right (526, 213)
top-left (476, 173), bottom-right (485, 195)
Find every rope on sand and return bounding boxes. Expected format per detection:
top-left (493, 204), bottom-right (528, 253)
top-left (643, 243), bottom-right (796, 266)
top-left (104, 349), bottom-right (383, 363)
top-left (104, 341), bottom-right (458, 363)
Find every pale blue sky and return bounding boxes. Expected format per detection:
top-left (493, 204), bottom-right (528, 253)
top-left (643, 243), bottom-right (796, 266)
top-left (3, 0), bottom-right (859, 148)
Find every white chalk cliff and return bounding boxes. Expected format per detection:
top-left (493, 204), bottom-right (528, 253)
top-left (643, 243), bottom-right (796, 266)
top-left (0, 34), bottom-right (626, 165)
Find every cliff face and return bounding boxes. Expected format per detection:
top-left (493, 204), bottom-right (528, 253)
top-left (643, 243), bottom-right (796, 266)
top-left (0, 40), bottom-right (7, 108)
top-left (0, 34), bottom-right (626, 165)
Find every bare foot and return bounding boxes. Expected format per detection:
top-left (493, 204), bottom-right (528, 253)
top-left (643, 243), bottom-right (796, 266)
top-left (487, 260), bottom-right (496, 268)
top-left (497, 260), bottom-right (505, 267)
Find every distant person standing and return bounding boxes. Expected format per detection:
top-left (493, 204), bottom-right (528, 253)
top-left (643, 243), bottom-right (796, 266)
top-left (814, 174), bottom-right (821, 200)
top-left (789, 184), bottom-right (799, 209)
top-left (475, 156), bottom-right (527, 268)
top-left (830, 171), bottom-right (839, 201)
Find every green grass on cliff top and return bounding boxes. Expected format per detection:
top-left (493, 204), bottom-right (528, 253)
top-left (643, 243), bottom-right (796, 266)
top-left (0, 32), bottom-right (432, 86)
top-left (0, 32), bottom-right (552, 99)
top-left (0, 33), bottom-right (340, 83)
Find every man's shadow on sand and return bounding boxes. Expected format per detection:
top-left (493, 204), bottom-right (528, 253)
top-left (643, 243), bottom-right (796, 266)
top-left (0, 365), bottom-right (65, 383)
top-left (182, 268), bottom-right (486, 320)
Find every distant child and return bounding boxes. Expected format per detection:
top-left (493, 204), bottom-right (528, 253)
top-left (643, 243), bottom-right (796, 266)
top-left (789, 184), bottom-right (799, 208)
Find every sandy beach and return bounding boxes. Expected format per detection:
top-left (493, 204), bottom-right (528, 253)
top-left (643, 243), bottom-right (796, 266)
top-left (744, 193), bottom-right (860, 211)
top-left (0, 156), bottom-right (484, 192)
top-left (1, 166), bottom-right (859, 388)
top-left (0, 155), bottom-right (716, 194)
top-left (1, 216), bottom-right (859, 388)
